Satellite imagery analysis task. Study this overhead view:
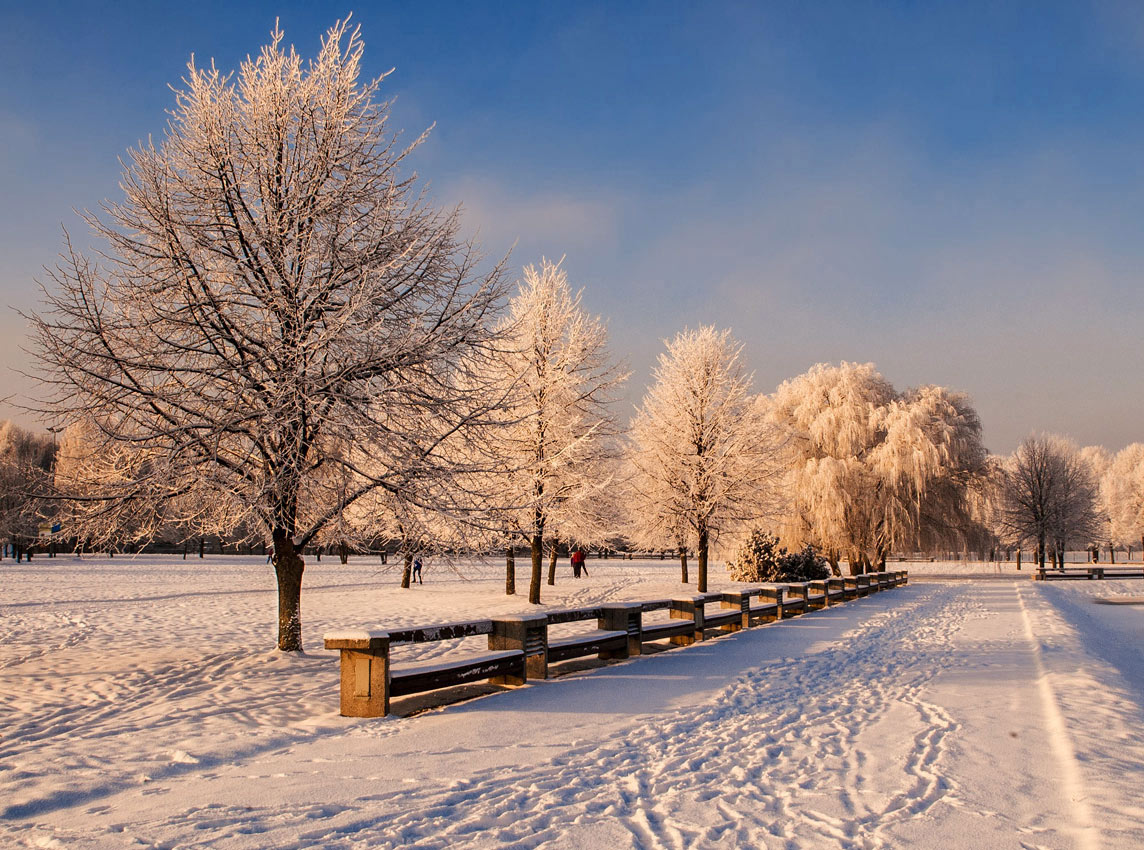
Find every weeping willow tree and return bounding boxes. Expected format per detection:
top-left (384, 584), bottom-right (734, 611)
top-left (769, 362), bottom-right (987, 574)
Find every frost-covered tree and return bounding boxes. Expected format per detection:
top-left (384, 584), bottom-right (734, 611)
top-left (769, 363), bottom-right (986, 573)
top-left (0, 422), bottom-right (57, 559)
top-left (482, 258), bottom-right (626, 603)
top-left (626, 327), bottom-right (781, 592)
top-left (998, 434), bottom-right (1100, 569)
top-left (1102, 443), bottom-right (1144, 560)
top-left (29, 22), bottom-right (508, 650)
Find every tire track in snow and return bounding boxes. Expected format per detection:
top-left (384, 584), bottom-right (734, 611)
top-left (126, 584), bottom-right (975, 850)
top-left (1015, 584), bottom-right (1100, 850)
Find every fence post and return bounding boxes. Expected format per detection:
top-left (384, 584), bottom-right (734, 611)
top-left (669, 596), bottom-right (706, 644)
top-left (324, 631), bottom-right (390, 718)
top-left (599, 603), bottom-right (642, 658)
top-left (489, 614), bottom-right (548, 682)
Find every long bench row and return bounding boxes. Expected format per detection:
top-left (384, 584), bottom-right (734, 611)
top-left (324, 571), bottom-right (909, 717)
top-left (1035, 566), bottom-right (1144, 581)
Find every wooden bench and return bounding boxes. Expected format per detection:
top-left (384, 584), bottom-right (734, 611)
top-left (546, 606), bottom-right (629, 663)
top-left (324, 620), bottom-right (530, 718)
top-left (1036, 567), bottom-right (1144, 581)
top-left (325, 569), bottom-right (911, 717)
top-left (641, 597), bottom-right (703, 645)
top-left (748, 587), bottom-right (783, 623)
top-left (782, 584), bottom-right (808, 617)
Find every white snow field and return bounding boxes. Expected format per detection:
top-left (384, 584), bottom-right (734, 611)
top-left (3, 556), bottom-right (1144, 849)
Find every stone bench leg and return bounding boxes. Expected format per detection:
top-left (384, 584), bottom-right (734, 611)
top-left (489, 614), bottom-right (548, 683)
top-left (670, 596), bottom-right (706, 645)
top-left (757, 588), bottom-right (784, 622)
top-left (325, 633), bottom-right (390, 718)
top-left (599, 603), bottom-right (642, 658)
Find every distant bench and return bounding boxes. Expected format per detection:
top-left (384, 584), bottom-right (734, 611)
top-left (324, 570), bottom-right (909, 717)
top-left (1035, 567), bottom-right (1144, 581)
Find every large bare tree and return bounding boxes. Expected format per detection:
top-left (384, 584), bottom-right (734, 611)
top-left (29, 21), bottom-right (508, 649)
top-left (998, 434), bottom-right (1099, 569)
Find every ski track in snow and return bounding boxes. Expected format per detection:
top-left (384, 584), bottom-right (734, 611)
top-left (117, 585), bottom-right (973, 850)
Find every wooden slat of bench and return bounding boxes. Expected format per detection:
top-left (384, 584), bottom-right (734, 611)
top-left (389, 650), bottom-right (524, 697)
top-left (641, 620), bottom-right (696, 641)
top-left (388, 620), bottom-right (493, 644)
top-left (782, 599), bottom-right (807, 617)
top-left (748, 602), bottom-right (779, 618)
top-left (641, 599), bottom-right (673, 612)
top-left (546, 607), bottom-right (603, 625)
top-left (704, 609), bottom-right (742, 628)
top-left (548, 629), bottom-right (627, 662)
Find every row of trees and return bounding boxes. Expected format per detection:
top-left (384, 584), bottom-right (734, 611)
top-left (14, 21), bottom-right (1139, 649)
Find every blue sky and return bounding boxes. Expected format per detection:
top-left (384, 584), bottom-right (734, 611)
top-left (3, 1), bottom-right (1144, 452)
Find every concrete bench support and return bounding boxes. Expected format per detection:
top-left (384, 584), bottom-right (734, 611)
top-left (753, 587), bottom-right (784, 623)
top-left (324, 631), bottom-right (390, 718)
top-left (807, 581), bottom-right (829, 610)
top-left (489, 614), bottom-right (548, 681)
top-left (721, 591), bottom-right (752, 629)
top-left (670, 596), bottom-right (706, 645)
top-left (599, 603), bottom-right (643, 658)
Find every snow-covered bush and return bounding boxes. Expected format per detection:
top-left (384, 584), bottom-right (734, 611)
top-left (729, 529), bottom-right (828, 582)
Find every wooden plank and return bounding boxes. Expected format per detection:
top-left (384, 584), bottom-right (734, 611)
top-left (389, 650), bottom-right (524, 697)
top-left (388, 620), bottom-right (493, 644)
top-left (546, 607), bottom-right (603, 625)
top-left (703, 609), bottom-right (742, 629)
top-left (641, 620), bottom-right (696, 641)
top-left (548, 629), bottom-right (627, 662)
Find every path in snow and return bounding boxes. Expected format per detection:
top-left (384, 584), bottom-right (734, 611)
top-left (4, 559), bottom-right (1144, 849)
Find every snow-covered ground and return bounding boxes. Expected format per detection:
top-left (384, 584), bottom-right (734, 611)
top-left (3, 554), bottom-right (1144, 848)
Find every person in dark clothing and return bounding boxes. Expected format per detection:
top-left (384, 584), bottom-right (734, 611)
top-left (412, 556), bottom-right (423, 584)
top-left (571, 547), bottom-right (586, 578)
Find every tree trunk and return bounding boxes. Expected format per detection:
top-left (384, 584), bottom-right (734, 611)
top-left (1016, 547), bottom-right (1021, 570)
top-left (1037, 535), bottom-right (1046, 570)
top-left (505, 546), bottom-right (516, 595)
top-left (697, 524), bottom-right (709, 593)
top-left (529, 533), bottom-right (543, 604)
top-left (401, 552), bottom-right (412, 589)
top-left (678, 546), bottom-right (689, 584)
top-left (338, 541), bottom-right (349, 565)
top-left (547, 538), bottom-right (558, 586)
top-left (272, 528), bottom-right (304, 651)
top-left (1110, 544), bottom-right (1116, 564)
top-left (199, 538), bottom-right (205, 559)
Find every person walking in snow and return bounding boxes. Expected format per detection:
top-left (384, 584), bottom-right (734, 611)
top-left (571, 547), bottom-right (587, 578)
top-left (412, 556), bottom-right (423, 584)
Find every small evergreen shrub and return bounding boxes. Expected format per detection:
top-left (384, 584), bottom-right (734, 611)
top-left (776, 545), bottom-right (830, 582)
top-left (729, 529), bottom-right (829, 582)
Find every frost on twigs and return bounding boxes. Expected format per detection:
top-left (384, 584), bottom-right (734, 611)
top-left (624, 326), bottom-right (784, 593)
top-left (477, 258), bottom-right (628, 603)
top-left (28, 20), bottom-right (509, 648)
